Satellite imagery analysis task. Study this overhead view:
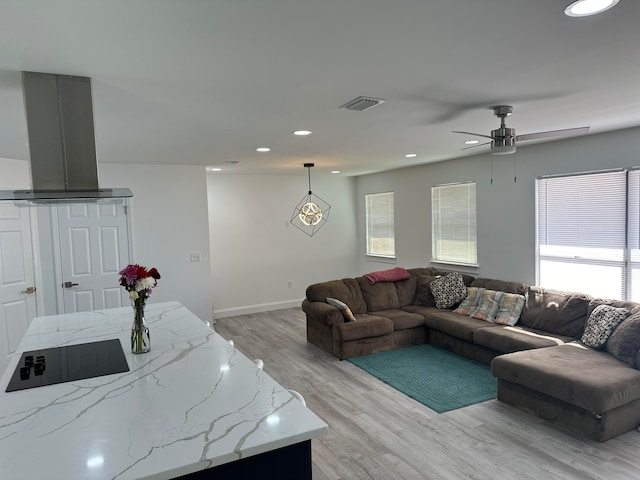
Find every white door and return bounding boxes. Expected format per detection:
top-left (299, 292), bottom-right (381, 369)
top-left (0, 204), bottom-right (37, 374)
top-left (56, 203), bottom-right (131, 313)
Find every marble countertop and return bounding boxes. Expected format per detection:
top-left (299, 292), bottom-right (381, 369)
top-left (0, 302), bottom-right (328, 479)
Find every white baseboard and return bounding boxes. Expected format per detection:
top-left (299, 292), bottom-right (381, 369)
top-left (213, 298), bottom-right (304, 319)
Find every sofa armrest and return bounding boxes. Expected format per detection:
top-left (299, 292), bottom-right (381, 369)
top-left (302, 299), bottom-right (345, 327)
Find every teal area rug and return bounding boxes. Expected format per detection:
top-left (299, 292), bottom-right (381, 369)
top-left (348, 345), bottom-right (497, 413)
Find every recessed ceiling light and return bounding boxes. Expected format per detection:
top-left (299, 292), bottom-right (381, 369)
top-left (405, 153), bottom-right (417, 158)
top-left (293, 130), bottom-right (312, 136)
top-left (564, 0), bottom-right (619, 17)
top-left (464, 140), bottom-right (480, 145)
top-left (331, 170), bottom-right (341, 174)
top-left (207, 167), bottom-right (222, 172)
top-left (256, 147), bottom-right (271, 152)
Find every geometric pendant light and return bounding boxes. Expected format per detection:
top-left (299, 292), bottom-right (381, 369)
top-left (290, 163), bottom-right (331, 237)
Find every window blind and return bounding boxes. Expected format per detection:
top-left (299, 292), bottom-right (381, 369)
top-left (536, 170), bottom-right (628, 299)
top-left (431, 182), bottom-right (477, 266)
top-left (365, 192), bottom-right (395, 257)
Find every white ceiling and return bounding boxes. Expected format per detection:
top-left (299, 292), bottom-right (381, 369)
top-left (0, 0), bottom-right (639, 177)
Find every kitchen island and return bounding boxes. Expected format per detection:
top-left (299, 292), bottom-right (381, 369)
top-left (0, 301), bottom-right (328, 479)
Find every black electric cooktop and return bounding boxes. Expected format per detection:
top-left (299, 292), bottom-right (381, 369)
top-left (5, 339), bottom-right (129, 393)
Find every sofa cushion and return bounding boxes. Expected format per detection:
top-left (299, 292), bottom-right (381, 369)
top-left (469, 289), bottom-right (501, 322)
top-left (474, 325), bottom-right (572, 353)
top-left (423, 309), bottom-right (498, 342)
top-left (357, 276), bottom-right (400, 311)
top-left (460, 273), bottom-right (476, 287)
top-left (491, 343), bottom-right (640, 413)
top-left (494, 292), bottom-right (526, 326)
top-left (306, 278), bottom-right (367, 314)
top-left (470, 277), bottom-right (528, 295)
top-left (414, 275), bottom-right (439, 307)
top-left (520, 286), bottom-right (592, 338)
top-left (430, 272), bottom-right (467, 309)
top-left (395, 275), bottom-right (418, 307)
top-left (326, 297), bottom-right (357, 322)
top-left (401, 304), bottom-right (435, 316)
top-left (369, 309), bottom-right (425, 331)
top-left (332, 314), bottom-right (394, 342)
top-left (587, 298), bottom-right (640, 318)
top-left (581, 305), bottom-right (630, 349)
top-left (407, 267), bottom-right (441, 277)
top-left (454, 287), bottom-right (485, 315)
top-left (606, 313), bottom-right (640, 367)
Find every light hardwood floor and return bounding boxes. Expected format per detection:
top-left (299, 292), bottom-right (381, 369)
top-left (214, 308), bottom-right (640, 480)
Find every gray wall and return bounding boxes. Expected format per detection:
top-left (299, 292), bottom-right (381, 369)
top-left (207, 172), bottom-right (358, 317)
top-left (356, 126), bottom-right (640, 285)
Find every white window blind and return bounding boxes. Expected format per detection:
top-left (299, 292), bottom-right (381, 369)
top-left (537, 169), bottom-right (630, 299)
top-left (431, 182), bottom-right (477, 266)
top-left (365, 192), bottom-right (395, 257)
top-left (628, 170), bottom-right (640, 300)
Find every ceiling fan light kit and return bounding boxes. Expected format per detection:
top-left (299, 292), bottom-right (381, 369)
top-left (453, 105), bottom-right (589, 155)
top-left (564, 0), bottom-right (619, 17)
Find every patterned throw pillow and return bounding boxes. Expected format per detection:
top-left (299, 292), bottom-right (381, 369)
top-left (326, 297), bottom-right (357, 322)
top-left (581, 304), bottom-right (630, 349)
top-left (454, 287), bottom-right (486, 315)
top-left (494, 292), bottom-right (526, 326)
top-left (430, 272), bottom-right (467, 309)
top-left (470, 289), bottom-right (501, 322)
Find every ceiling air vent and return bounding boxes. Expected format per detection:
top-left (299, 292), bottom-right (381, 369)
top-left (339, 96), bottom-right (386, 112)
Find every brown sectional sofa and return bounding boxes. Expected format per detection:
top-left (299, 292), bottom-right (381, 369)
top-left (302, 267), bottom-right (640, 442)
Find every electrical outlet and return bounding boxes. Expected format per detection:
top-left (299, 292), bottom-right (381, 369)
top-left (190, 252), bottom-right (201, 263)
top-left (287, 280), bottom-right (293, 288)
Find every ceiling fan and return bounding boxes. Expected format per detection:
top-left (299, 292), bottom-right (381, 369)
top-left (453, 105), bottom-right (590, 155)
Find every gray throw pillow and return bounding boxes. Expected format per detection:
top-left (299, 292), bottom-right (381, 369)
top-left (581, 304), bottom-right (629, 349)
top-left (606, 313), bottom-right (640, 367)
top-left (326, 297), bottom-right (356, 322)
top-left (430, 272), bottom-right (467, 310)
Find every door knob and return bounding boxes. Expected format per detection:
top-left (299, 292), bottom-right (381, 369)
top-left (63, 281), bottom-right (79, 288)
top-left (22, 287), bottom-right (36, 294)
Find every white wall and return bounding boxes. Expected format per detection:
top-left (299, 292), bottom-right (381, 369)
top-left (0, 158), bottom-right (29, 188)
top-left (99, 164), bottom-right (213, 322)
top-left (207, 173), bottom-right (358, 317)
top-left (356, 126), bottom-right (640, 285)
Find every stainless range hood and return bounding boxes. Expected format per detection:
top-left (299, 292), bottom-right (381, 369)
top-left (0, 71), bottom-right (132, 204)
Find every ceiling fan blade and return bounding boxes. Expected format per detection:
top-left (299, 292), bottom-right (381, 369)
top-left (452, 130), bottom-right (495, 140)
top-left (516, 126), bottom-right (590, 142)
top-left (462, 141), bottom-right (491, 150)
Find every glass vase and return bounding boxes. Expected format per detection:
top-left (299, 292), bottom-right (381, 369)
top-left (131, 302), bottom-right (150, 354)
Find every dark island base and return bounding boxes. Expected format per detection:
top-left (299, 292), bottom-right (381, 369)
top-left (177, 440), bottom-right (312, 480)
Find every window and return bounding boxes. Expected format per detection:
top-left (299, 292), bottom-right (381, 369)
top-left (537, 169), bottom-right (640, 300)
top-left (365, 192), bottom-right (395, 257)
top-left (431, 182), bottom-right (477, 266)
